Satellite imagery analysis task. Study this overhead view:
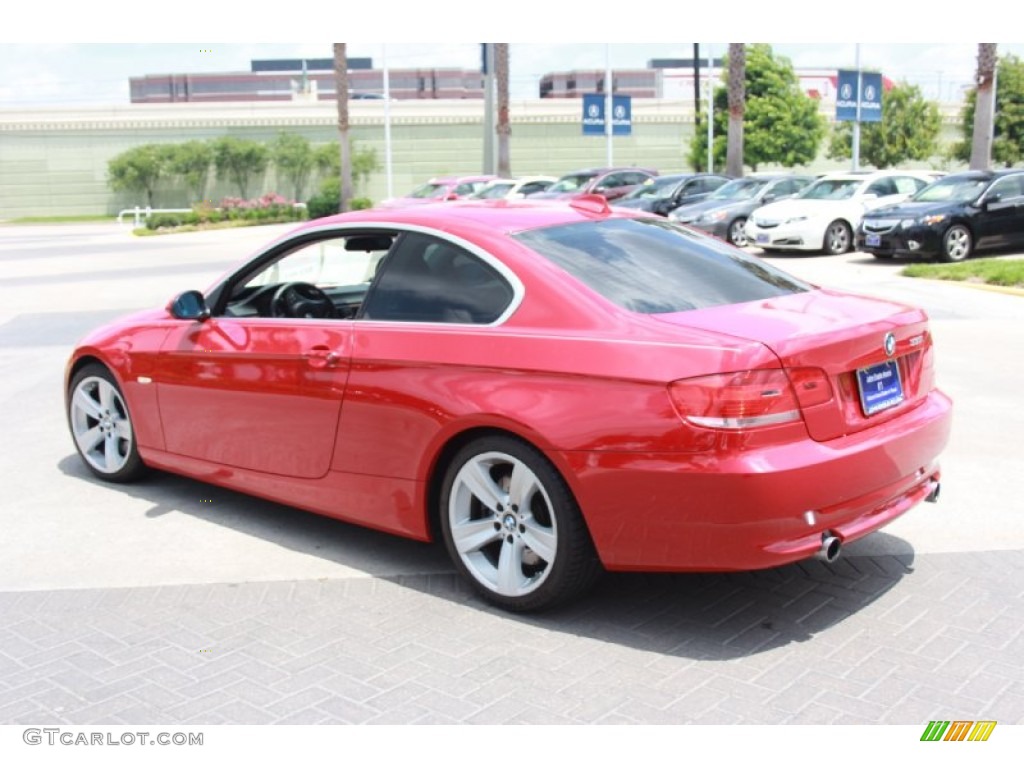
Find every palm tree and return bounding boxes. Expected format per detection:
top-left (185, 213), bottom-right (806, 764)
top-left (333, 43), bottom-right (354, 212)
top-left (495, 43), bottom-right (511, 178)
top-left (726, 44), bottom-right (746, 178)
top-left (970, 44), bottom-right (997, 170)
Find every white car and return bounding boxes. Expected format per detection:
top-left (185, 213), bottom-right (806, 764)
top-left (472, 176), bottom-right (558, 200)
top-left (745, 170), bottom-right (935, 255)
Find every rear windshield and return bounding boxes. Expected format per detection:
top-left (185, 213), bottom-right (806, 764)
top-left (514, 218), bottom-right (810, 313)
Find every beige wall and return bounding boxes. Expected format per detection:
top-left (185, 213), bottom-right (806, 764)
top-left (0, 99), bottom-right (964, 219)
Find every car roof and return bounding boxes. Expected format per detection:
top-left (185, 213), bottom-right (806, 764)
top-left (298, 197), bottom-right (640, 237)
top-left (815, 169), bottom-right (932, 182)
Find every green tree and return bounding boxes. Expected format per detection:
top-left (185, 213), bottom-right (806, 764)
top-left (954, 52), bottom-right (1024, 168)
top-left (212, 136), bottom-right (269, 198)
top-left (689, 44), bottom-right (825, 172)
top-left (314, 141), bottom-right (379, 195)
top-left (167, 140), bottom-right (214, 203)
top-left (106, 144), bottom-right (171, 206)
top-left (827, 82), bottom-right (941, 169)
top-left (272, 132), bottom-right (314, 201)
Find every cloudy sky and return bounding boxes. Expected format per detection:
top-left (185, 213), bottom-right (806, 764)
top-left (2, 4), bottom-right (1017, 108)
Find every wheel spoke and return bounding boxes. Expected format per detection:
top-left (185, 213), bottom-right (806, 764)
top-left (507, 460), bottom-right (539, 509)
top-left (459, 460), bottom-right (505, 513)
top-left (451, 517), bottom-right (502, 555)
top-left (520, 516), bottom-right (556, 563)
top-left (103, 433), bottom-right (123, 472)
top-left (77, 425), bottom-right (103, 452)
top-left (113, 419), bottom-right (132, 440)
top-left (98, 380), bottom-right (117, 412)
top-left (72, 388), bottom-right (103, 420)
top-left (496, 537), bottom-right (526, 593)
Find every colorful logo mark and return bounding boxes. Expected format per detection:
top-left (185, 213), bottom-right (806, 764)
top-left (920, 720), bottom-right (996, 742)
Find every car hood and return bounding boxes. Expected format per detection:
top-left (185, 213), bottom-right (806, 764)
top-left (671, 198), bottom-right (745, 221)
top-left (863, 200), bottom-right (960, 219)
top-left (752, 198), bottom-right (853, 222)
top-left (612, 197), bottom-right (658, 211)
top-left (652, 289), bottom-right (933, 442)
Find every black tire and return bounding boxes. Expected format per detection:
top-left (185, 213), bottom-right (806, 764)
top-left (823, 220), bottom-right (852, 255)
top-left (67, 363), bottom-right (147, 483)
top-left (939, 224), bottom-right (973, 262)
top-left (727, 217), bottom-right (749, 247)
top-left (439, 435), bottom-right (602, 611)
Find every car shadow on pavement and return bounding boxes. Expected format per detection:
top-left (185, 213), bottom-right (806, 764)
top-left (56, 454), bottom-right (915, 661)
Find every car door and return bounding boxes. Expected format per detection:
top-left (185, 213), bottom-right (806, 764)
top-left (973, 174), bottom-right (1024, 250)
top-left (333, 231), bottom-right (519, 480)
top-left (155, 233), bottom-right (385, 479)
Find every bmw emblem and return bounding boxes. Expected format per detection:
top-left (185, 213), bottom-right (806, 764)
top-left (884, 332), bottom-right (896, 357)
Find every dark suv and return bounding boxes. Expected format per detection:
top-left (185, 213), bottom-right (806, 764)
top-left (858, 170), bottom-right (1024, 262)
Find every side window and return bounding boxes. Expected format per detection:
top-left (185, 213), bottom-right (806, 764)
top-left (989, 174), bottom-right (1024, 200)
top-left (454, 183), bottom-right (475, 196)
top-left (519, 182), bottom-right (547, 196)
top-left (772, 179), bottom-right (797, 196)
top-left (224, 233), bottom-right (393, 319)
top-left (599, 173), bottom-right (627, 189)
top-left (705, 177), bottom-right (729, 192)
top-left (866, 178), bottom-right (897, 197)
top-left (361, 233), bottom-right (515, 324)
top-left (622, 172), bottom-right (650, 186)
top-left (894, 176), bottom-right (926, 195)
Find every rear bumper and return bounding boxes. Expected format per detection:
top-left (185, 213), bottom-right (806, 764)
top-left (560, 388), bottom-right (952, 572)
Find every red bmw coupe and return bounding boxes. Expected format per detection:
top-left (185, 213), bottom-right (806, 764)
top-left (66, 197), bottom-right (952, 611)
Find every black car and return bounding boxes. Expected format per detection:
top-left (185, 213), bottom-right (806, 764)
top-left (611, 173), bottom-right (731, 216)
top-left (858, 170), bottom-right (1024, 262)
top-left (668, 174), bottom-right (814, 246)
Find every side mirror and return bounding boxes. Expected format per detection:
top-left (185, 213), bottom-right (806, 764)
top-left (444, 193), bottom-right (459, 201)
top-left (983, 191), bottom-right (1003, 208)
top-left (168, 290), bottom-right (211, 321)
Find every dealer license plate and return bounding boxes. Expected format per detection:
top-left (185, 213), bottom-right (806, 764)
top-left (756, 233), bottom-right (769, 244)
top-left (856, 359), bottom-right (904, 416)
top-left (865, 234), bottom-right (881, 247)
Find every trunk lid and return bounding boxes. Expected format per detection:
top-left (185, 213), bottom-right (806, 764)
top-left (653, 289), bottom-right (936, 441)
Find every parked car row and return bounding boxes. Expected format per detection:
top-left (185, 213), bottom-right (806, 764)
top-left (378, 167), bottom-right (1024, 262)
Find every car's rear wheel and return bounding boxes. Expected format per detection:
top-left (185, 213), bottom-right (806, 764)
top-left (439, 435), bottom-right (601, 611)
top-left (727, 217), bottom-right (749, 247)
top-left (940, 224), bottom-right (973, 262)
top-left (823, 220), bottom-right (852, 255)
top-left (68, 364), bottom-right (146, 482)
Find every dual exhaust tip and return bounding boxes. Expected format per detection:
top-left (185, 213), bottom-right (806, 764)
top-left (813, 480), bottom-right (941, 564)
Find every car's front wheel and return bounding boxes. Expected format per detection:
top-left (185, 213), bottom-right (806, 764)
top-left (68, 363), bottom-right (146, 482)
top-left (940, 224), bottom-right (973, 262)
top-left (728, 217), bottom-right (749, 247)
top-left (439, 435), bottom-right (601, 611)
top-left (823, 220), bottom-right (852, 255)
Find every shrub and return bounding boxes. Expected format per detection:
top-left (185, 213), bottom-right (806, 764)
top-left (306, 178), bottom-right (374, 219)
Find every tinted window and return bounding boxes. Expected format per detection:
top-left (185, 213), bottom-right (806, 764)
top-left (361, 233), bottom-right (514, 324)
top-left (866, 178), bottom-right (897, 197)
top-left (988, 174), bottom-right (1024, 199)
top-left (914, 176), bottom-right (988, 203)
top-left (893, 176), bottom-right (926, 195)
top-left (514, 218), bottom-right (809, 314)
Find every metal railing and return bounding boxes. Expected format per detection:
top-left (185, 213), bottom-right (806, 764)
top-left (116, 203), bottom-right (308, 228)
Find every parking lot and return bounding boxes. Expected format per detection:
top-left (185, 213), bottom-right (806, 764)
top-left (1, 221), bottom-right (1022, 725)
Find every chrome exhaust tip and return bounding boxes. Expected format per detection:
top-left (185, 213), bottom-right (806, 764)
top-left (815, 531), bottom-right (842, 563)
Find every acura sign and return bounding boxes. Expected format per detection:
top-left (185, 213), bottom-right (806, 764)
top-left (836, 70), bottom-right (883, 123)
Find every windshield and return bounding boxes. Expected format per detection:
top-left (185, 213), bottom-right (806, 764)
top-left (548, 174), bottom-right (598, 194)
top-left (621, 177), bottom-right (681, 200)
top-left (912, 176), bottom-right (989, 203)
top-left (475, 183), bottom-right (515, 199)
top-left (408, 183), bottom-right (448, 199)
top-left (514, 218), bottom-right (809, 314)
top-left (798, 179), bottom-right (861, 200)
top-left (709, 179), bottom-right (768, 201)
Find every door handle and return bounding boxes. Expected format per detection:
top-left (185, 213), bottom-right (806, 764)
top-left (305, 346), bottom-right (342, 368)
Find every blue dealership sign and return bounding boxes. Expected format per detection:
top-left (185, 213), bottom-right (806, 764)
top-left (582, 93), bottom-right (632, 136)
top-left (836, 70), bottom-right (883, 122)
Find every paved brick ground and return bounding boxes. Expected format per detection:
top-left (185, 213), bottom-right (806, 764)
top-left (2, 549), bottom-right (1022, 725)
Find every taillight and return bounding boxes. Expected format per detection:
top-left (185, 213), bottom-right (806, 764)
top-left (668, 369), bottom-right (802, 429)
top-left (786, 367), bottom-right (834, 408)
